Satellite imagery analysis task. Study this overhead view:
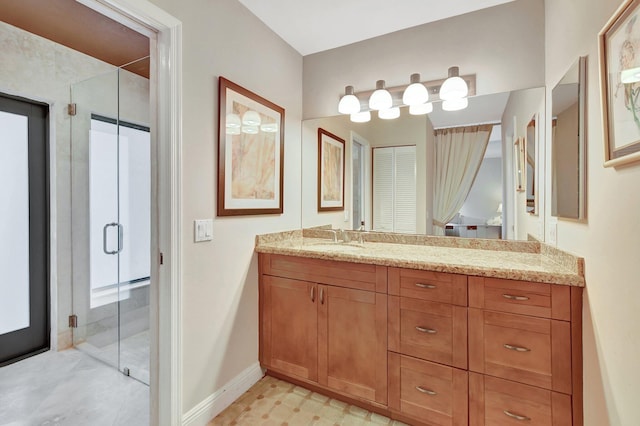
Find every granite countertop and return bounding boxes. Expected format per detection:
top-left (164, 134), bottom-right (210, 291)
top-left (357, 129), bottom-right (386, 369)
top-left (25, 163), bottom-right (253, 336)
top-left (255, 229), bottom-right (585, 287)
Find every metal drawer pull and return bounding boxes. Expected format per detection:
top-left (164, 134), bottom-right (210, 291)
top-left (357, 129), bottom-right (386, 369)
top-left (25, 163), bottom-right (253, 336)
top-left (503, 343), bottom-right (531, 352)
top-left (416, 283), bottom-right (437, 289)
top-left (503, 410), bottom-right (531, 421)
top-left (415, 386), bottom-right (437, 396)
top-left (320, 288), bottom-right (324, 305)
top-left (310, 286), bottom-right (315, 302)
top-left (502, 294), bottom-right (530, 301)
top-left (415, 326), bottom-right (437, 334)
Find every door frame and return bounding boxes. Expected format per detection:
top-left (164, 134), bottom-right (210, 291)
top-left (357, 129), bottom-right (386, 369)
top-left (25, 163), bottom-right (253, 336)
top-left (79, 1), bottom-right (183, 424)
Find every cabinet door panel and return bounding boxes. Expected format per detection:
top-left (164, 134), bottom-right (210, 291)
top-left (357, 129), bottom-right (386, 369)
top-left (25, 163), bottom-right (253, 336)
top-left (262, 276), bottom-right (318, 381)
top-left (319, 285), bottom-right (387, 404)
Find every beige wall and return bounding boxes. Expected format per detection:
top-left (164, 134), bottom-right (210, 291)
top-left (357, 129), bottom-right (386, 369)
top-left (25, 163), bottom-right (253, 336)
top-left (147, 0), bottom-right (303, 415)
top-left (302, 0), bottom-right (545, 119)
top-left (545, 1), bottom-right (640, 424)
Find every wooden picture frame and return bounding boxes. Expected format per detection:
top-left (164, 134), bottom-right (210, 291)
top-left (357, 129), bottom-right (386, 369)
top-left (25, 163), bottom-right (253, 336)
top-left (317, 128), bottom-right (345, 212)
top-left (217, 77), bottom-right (285, 216)
top-left (599, 0), bottom-right (640, 167)
top-left (514, 137), bottom-right (525, 192)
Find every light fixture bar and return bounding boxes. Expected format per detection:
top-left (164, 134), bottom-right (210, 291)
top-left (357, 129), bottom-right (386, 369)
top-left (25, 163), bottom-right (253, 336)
top-left (344, 74), bottom-right (476, 112)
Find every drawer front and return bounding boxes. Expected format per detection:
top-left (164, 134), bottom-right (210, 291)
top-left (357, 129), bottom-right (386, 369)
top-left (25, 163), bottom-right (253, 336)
top-left (469, 309), bottom-right (572, 394)
top-left (261, 253), bottom-right (387, 292)
top-left (389, 296), bottom-right (467, 369)
top-left (389, 353), bottom-right (468, 426)
top-left (389, 268), bottom-right (467, 306)
top-left (469, 373), bottom-right (572, 426)
top-left (469, 277), bottom-right (570, 320)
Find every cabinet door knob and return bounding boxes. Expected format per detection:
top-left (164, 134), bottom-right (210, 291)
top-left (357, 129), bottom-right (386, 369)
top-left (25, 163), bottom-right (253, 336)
top-left (415, 326), bottom-right (437, 334)
top-left (503, 410), bottom-right (531, 421)
top-left (416, 283), bottom-right (437, 289)
top-left (310, 286), bottom-right (315, 302)
top-left (502, 294), bottom-right (530, 301)
top-left (415, 386), bottom-right (437, 396)
top-left (503, 343), bottom-right (531, 352)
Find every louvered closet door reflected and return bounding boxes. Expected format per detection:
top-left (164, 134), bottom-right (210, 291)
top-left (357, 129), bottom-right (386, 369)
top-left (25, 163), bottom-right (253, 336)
top-left (372, 146), bottom-right (416, 233)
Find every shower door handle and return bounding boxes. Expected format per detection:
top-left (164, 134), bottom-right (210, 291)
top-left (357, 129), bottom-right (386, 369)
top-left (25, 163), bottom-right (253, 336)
top-left (117, 223), bottom-right (124, 254)
top-left (103, 222), bottom-right (120, 255)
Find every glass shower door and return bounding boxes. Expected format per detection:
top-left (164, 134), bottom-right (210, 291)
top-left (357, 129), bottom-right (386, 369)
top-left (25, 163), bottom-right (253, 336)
top-left (71, 59), bottom-right (150, 384)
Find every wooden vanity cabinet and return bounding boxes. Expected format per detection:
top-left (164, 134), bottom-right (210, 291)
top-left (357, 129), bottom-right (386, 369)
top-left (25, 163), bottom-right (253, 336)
top-left (259, 254), bottom-right (388, 405)
top-left (259, 254), bottom-right (583, 426)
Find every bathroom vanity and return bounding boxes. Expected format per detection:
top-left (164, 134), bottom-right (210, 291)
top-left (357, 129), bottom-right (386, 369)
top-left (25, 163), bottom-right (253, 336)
top-left (256, 230), bottom-right (584, 426)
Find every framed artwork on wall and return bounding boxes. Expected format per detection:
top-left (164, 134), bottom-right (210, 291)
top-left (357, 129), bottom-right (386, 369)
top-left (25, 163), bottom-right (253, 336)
top-left (317, 128), bottom-right (345, 212)
top-left (217, 77), bottom-right (285, 216)
top-left (599, 0), bottom-right (640, 167)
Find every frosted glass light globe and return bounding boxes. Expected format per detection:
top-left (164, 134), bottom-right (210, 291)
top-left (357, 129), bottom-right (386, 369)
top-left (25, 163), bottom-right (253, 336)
top-left (439, 67), bottom-right (468, 101)
top-left (369, 80), bottom-right (392, 111)
top-left (402, 74), bottom-right (429, 106)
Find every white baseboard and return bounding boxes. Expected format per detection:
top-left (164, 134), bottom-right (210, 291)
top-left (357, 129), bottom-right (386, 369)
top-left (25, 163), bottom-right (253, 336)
top-left (181, 362), bottom-right (264, 426)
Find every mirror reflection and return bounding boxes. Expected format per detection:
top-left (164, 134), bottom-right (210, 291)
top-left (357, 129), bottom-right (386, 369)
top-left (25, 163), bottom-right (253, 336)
top-left (552, 57), bottom-right (587, 220)
top-left (302, 87), bottom-right (545, 240)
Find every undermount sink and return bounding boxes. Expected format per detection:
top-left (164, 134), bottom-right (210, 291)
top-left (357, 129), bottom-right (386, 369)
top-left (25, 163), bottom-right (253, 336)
top-left (304, 242), bottom-right (364, 251)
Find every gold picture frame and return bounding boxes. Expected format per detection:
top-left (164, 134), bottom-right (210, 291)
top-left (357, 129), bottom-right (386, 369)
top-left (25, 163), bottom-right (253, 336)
top-left (317, 128), bottom-right (345, 212)
top-left (217, 77), bottom-right (285, 216)
top-left (599, 0), bottom-right (640, 167)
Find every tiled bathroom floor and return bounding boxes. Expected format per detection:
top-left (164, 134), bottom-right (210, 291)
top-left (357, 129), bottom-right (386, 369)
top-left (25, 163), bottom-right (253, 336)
top-left (0, 349), bottom-right (148, 426)
top-left (208, 376), bottom-right (409, 426)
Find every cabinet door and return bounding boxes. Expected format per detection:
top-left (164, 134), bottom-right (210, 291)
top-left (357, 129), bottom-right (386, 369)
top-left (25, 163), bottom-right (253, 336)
top-left (318, 285), bottom-right (387, 404)
top-left (261, 276), bottom-right (318, 382)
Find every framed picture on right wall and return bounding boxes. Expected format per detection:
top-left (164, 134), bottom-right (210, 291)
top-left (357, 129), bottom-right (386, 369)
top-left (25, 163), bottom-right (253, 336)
top-left (599, 0), bottom-right (640, 167)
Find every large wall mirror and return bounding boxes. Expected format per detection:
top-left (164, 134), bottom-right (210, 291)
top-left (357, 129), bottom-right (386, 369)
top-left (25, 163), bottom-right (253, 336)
top-left (551, 56), bottom-right (587, 220)
top-left (301, 87), bottom-right (545, 241)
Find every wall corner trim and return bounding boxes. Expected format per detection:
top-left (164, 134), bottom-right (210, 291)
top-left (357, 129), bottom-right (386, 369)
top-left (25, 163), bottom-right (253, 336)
top-left (181, 362), bottom-right (264, 426)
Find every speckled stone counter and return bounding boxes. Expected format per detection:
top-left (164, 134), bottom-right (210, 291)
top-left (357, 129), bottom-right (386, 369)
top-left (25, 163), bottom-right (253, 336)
top-left (255, 229), bottom-right (585, 287)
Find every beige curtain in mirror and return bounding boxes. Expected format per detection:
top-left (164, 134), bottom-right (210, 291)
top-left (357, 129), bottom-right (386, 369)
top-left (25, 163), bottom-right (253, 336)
top-left (432, 125), bottom-right (492, 235)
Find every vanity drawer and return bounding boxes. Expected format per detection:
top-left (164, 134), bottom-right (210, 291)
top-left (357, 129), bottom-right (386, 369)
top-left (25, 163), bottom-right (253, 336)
top-left (469, 373), bottom-right (572, 426)
top-left (469, 276), bottom-right (570, 320)
top-left (389, 296), bottom-right (467, 369)
top-left (389, 268), bottom-right (467, 306)
top-left (389, 352), bottom-right (468, 426)
top-left (261, 253), bottom-right (387, 292)
top-left (468, 309), bottom-right (571, 394)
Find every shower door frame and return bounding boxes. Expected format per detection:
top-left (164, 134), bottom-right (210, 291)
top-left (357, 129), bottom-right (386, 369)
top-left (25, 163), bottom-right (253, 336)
top-left (78, 1), bottom-right (183, 424)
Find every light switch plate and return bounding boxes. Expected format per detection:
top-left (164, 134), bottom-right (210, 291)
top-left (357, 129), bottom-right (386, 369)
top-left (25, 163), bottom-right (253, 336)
top-left (194, 219), bottom-right (213, 242)
top-left (344, 210), bottom-right (349, 222)
top-left (548, 222), bottom-right (557, 245)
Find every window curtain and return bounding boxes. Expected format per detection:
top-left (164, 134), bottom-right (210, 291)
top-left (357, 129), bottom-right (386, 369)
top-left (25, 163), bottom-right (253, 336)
top-left (432, 124), bottom-right (493, 235)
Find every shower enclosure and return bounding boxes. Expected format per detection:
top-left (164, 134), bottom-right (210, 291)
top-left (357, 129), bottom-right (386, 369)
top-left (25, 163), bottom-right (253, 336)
top-left (70, 58), bottom-right (151, 384)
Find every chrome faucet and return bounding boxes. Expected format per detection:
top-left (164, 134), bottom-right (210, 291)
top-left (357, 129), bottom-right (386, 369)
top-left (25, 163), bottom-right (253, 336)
top-left (327, 229), bottom-right (339, 243)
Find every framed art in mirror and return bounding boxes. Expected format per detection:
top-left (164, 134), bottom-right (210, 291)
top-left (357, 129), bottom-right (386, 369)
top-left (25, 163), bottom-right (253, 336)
top-left (317, 128), bottom-right (345, 212)
top-left (599, 0), bottom-right (640, 167)
top-left (217, 77), bottom-right (284, 216)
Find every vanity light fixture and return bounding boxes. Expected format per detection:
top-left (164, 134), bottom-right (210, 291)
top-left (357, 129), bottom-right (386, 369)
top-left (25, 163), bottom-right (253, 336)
top-left (439, 66), bottom-right (469, 101)
top-left (402, 73), bottom-right (429, 106)
top-left (409, 102), bottom-right (433, 115)
top-left (242, 110), bottom-right (261, 126)
top-left (338, 69), bottom-right (475, 118)
top-left (350, 110), bottom-right (371, 123)
top-left (378, 107), bottom-right (400, 120)
top-left (621, 67), bottom-right (640, 84)
top-left (338, 85), bottom-right (361, 114)
top-left (442, 97), bottom-right (468, 112)
top-left (369, 80), bottom-right (393, 110)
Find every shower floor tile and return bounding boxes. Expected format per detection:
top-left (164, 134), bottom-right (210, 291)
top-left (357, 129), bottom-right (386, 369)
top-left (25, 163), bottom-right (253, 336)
top-left (0, 349), bottom-right (148, 426)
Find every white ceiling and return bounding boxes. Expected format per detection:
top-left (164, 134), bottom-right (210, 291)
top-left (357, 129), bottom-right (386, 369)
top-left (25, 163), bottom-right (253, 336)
top-left (238, 0), bottom-right (516, 55)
